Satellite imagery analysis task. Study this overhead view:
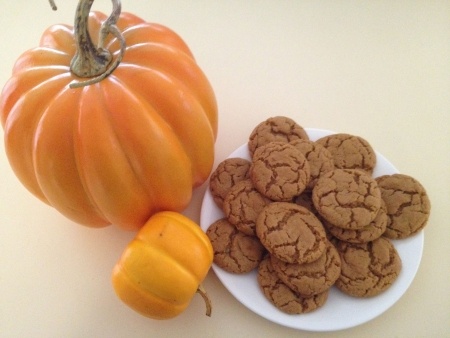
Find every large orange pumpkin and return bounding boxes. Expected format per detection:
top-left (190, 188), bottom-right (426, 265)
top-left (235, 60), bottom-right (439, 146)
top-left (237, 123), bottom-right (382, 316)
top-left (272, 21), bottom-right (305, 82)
top-left (0, 1), bottom-right (218, 231)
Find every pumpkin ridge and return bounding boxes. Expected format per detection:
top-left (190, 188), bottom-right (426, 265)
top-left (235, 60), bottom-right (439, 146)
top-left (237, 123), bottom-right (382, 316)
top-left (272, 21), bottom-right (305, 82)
top-left (32, 84), bottom-right (109, 226)
top-left (1, 70), bottom-right (70, 125)
top-left (74, 82), bottom-right (158, 229)
top-left (3, 74), bottom-right (73, 203)
top-left (106, 23), bottom-right (194, 59)
top-left (101, 71), bottom-right (194, 174)
top-left (98, 77), bottom-right (158, 204)
top-left (110, 64), bottom-right (214, 186)
top-left (112, 261), bottom-right (189, 318)
top-left (117, 43), bottom-right (218, 138)
top-left (114, 12), bottom-right (147, 34)
top-left (39, 24), bottom-right (76, 55)
top-left (127, 238), bottom-right (200, 302)
top-left (136, 213), bottom-right (213, 281)
top-left (70, 87), bottom-right (111, 225)
top-left (12, 48), bottom-right (72, 74)
top-left (160, 212), bottom-right (214, 260)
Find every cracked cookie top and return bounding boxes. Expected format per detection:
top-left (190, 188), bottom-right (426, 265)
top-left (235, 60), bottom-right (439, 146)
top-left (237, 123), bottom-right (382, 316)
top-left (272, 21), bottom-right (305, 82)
top-left (256, 202), bottom-right (327, 264)
top-left (270, 240), bottom-right (341, 297)
top-left (250, 142), bottom-right (311, 201)
top-left (376, 173), bottom-right (431, 239)
top-left (334, 237), bottom-right (402, 297)
top-left (248, 116), bottom-right (309, 156)
top-left (316, 133), bottom-right (376, 174)
top-left (206, 218), bottom-right (266, 274)
top-left (257, 255), bottom-right (329, 314)
top-left (323, 200), bottom-right (388, 243)
top-left (312, 169), bottom-right (382, 230)
top-left (209, 157), bottom-right (251, 209)
top-left (223, 179), bottom-right (272, 236)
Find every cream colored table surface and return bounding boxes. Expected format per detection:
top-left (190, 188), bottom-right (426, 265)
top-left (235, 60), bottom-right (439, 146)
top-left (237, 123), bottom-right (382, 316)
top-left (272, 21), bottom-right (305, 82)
top-left (1, 1), bottom-right (449, 337)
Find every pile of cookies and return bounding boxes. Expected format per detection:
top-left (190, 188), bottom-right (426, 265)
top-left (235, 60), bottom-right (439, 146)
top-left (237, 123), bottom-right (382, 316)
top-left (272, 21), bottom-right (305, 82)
top-left (206, 116), bottom-right (431, 315)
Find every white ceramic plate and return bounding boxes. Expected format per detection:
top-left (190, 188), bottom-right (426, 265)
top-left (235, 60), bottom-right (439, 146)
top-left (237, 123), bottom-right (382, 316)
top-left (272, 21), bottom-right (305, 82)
top-left (200, 128), bottom-right (424, 332)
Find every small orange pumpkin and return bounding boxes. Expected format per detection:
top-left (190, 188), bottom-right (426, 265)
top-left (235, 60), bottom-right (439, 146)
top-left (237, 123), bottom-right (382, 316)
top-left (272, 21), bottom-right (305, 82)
top-left (0, 1), bottom-right (217, 230)
top-left (112, 211), bottom-right (213, 319)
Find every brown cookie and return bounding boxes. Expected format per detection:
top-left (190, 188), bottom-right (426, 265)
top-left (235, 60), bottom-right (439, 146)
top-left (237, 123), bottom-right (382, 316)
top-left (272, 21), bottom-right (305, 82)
top-left (257, 255), bottom-right (329, 314)
top-left (289, 139), bottom-right (335, 190)
top-left (248, 116), bottom-right (309, 156)
top-left (206, 218), bottom-right (266, 274)
top-left (209, 158), bottom-right (251, 209)
top-left (316, 133), bottom-right (376, 174)
top-left (270, 240), bottom-right (341, 297)
top-left (256, 202), bottom-right (327, 264)
top-left (312, 169), bottom-right (382, 230)
top-left (335, 237), bottom-right (402, 297)
top-left (376, 174), bottom-right (431, 239)
top-left (323, 200), bottom-right (388, 243)
top-left (250, 142), bottom-right (311, 201)
top-left (223, 179), bottom-right (272, 236)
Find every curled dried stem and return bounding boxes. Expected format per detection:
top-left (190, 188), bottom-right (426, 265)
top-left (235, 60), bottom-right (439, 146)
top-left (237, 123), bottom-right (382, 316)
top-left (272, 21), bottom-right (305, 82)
top-left (70, 0), bottom-right (125, 88)
top-left (197, 284), bottom-right (212, 317)
top-left (50, 0), bottom-right (125, 88)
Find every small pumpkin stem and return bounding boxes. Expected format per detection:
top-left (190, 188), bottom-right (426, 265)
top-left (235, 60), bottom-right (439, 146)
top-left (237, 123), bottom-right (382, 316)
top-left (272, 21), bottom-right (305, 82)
top-left (197, 284), bottom-right (212, 317)
top-left (69, 0), bottom-right (126, 88)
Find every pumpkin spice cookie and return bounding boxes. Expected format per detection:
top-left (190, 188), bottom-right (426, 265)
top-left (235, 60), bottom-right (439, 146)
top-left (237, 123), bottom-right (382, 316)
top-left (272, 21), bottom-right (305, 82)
top-left (250, 142), bottom-right (311, 201)
top-left (257, 255), bottom-right (329, 314)
top-left (248, 116), bottom-right (309, 156)
top-left (223, 179), bottom-right (272, 236)
top-left (256, 202), bottom-right (327, 264)
top-left (323, 200), bottom-right (388, 244)
top-left (209, 158), bottom-right (251, 209)
top-left (206, 218), bottom-right (266, 274)
top-left (376, 174), bottom-right (431, 239)
top-left (289, 139), bottom-right (335, 190)
top-left (316, 133), bottom-right (376, 174)
top-left (270, 240), bottom-right (341, 297)
top-left (312, 169), bottom-right (382, 230)
top-left (334, 237), bottom-right (402, 297)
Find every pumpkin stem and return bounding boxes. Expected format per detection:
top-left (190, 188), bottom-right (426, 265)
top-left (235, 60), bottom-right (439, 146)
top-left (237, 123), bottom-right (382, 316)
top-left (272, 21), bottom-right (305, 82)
top-left (69, 0), bottom-right (126, 88)
top-left (197, 284), bottom-right (212, 317)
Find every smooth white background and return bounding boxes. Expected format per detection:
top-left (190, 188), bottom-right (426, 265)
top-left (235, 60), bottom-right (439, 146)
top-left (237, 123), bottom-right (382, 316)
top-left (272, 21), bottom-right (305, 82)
top-left (1, 1), bottom-right (449, 337)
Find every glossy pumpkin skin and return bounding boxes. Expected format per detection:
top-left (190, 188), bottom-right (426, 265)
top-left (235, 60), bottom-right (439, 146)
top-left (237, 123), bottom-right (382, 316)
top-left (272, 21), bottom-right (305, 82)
top-left (0, 12), bottom-right (218, 231)
top-left (112, 211), bottom-right (213, 319)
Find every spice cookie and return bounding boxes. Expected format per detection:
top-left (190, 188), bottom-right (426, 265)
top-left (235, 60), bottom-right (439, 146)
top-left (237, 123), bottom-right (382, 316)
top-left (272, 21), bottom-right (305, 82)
top-left (250, 142), bottom-right (311, 201)
top-left (323, 200), bottom-right (388, 244)
top-left (376, 174), bottom-right (431, 239)
top-left (206, 218), bottom-right (266, 274)
top-left (248, 116), bottom-right (309, 156)
top-left (270, 240), bottom-right (341, 297)
top-left (256, 202), bottom-right (327, 264)
top-left (312, 169), bottom-right (382, 230)
top-left (316, 133), bottom-right (376, 174)
top-left (257, 255), bottom-right (329, 314)
top-left (289, 139), bottom-right (335, 190)
top-left (223, 179), bottom-right (272, 236)
top-left (335, 236), bottom-right (402, 297)
top-left (209, 158), bottom-right (251, 209)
